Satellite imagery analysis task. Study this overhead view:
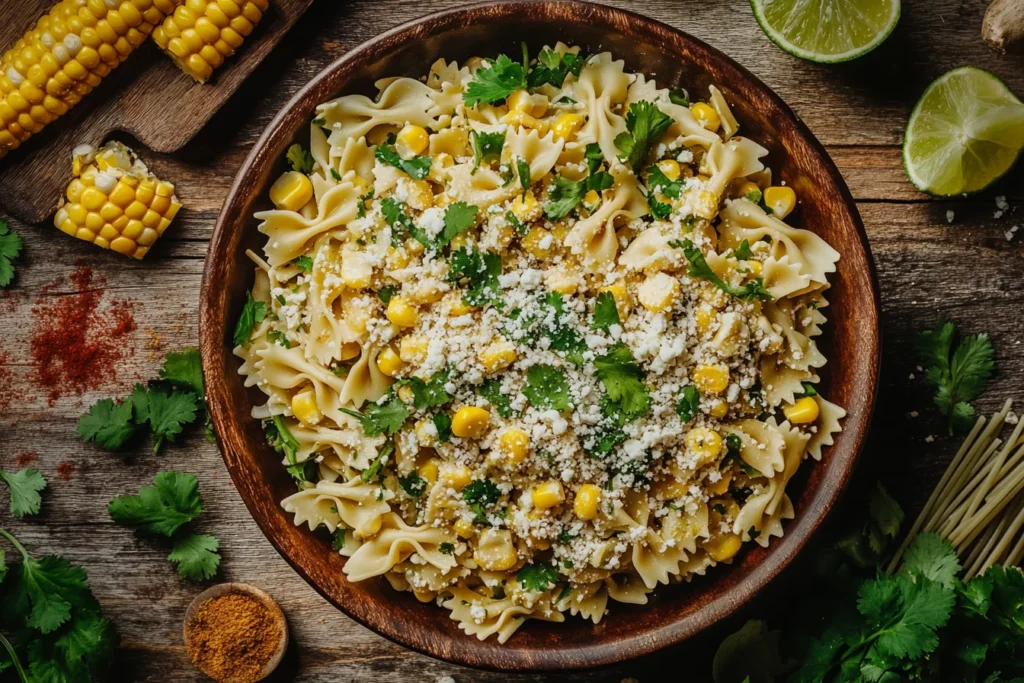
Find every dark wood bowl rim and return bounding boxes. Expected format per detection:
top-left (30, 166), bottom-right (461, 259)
top-left (200, 0), bottom-right (881, 671)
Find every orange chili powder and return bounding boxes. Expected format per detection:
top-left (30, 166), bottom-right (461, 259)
top-left (186, 592), bottom-right (281, 683)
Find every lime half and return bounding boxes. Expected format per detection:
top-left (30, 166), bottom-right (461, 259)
top-left (751, 0), bottom-right (901, 63)
top-left (904, 67), bottom-right (1024, 196)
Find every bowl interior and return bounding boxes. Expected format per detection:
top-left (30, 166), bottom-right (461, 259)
top-left (200, 1), bottom-right (879, 671)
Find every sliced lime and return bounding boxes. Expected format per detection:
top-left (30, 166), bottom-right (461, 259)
top-left (751, 0), bottom-right (901, 63)
top-left (904, 67), bottom-right (1024, 196)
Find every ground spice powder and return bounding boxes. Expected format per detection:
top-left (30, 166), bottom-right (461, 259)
top-left (186, 592), bottom-right (281, 682)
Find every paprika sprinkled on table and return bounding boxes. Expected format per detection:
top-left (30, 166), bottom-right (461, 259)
top-left (29, 266), bottom-right (136, 404)
top-left (0, 349), bottom-right (12, 410)
top-left (185, 591), bottom-right (283, 682)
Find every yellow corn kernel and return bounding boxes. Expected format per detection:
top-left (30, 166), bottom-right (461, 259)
top-left (736, 180), bottom-right (762, 202)
top-left (693, 364), bottom-right (730, 393)
top-left (695, 303), bottom-right (716, 335)
top-left (521, 227), bottom-right (554, 259)
top-left (746, 260), bottom-right (763, 278)
top-left (582, 189), bottom-right (601, 206)
top-left (597, 282), bottom-right (631, 318)
top-left (340, 341), bottom-right (362, 361)
top-left (531, 480), bottom-right (565, 511)
top-left (395, 124), bottom-right (429, 158)
top-left (397, 384), bottom-right (415, 404)
top-left (474, 528), bottom-right (518, 571)
top-left (448, 295), bottom-right (474, 317)
top-left (638, 272), bottom-right (680, 313)
top-left (707, 470), bottom-right (732, 496)
top-left (708, 400), bottom-right (729, 419)
top-left (454, 518), bottom-right (475, 539)
top-left (499, 428), bottom-right (530, 464)
top-left (784, 396), bottom-right (819, 424)
top-left (478, 340), bottom-right (517, 373)
top-left (573, 484), bottom-right (601, 520)
top-left (503, 109), bottom-right (545, 132)
top-left (386, 246), bottom-right (411, 270)
top-left (405, 179), bottom-right (434, 210)
top-left (291, 389), bottom-right (321, 426)
top-left (686, 427), bottom-right (723, 464)
top-left (386, 295), bottom-right (419, 328)
top-left (511, 190), bottom-right (541, 222)
top-left (656, 159), bottom-right (681, 181)
top-left (551, 112), bottom-right (584, 140)
top-left (452, 406), bottom-right (490, 439)
top-left (691, 102), bottom-right (720, 131)
top-left (545, 266), bottom-right (579, 295)
top-left (417, 459), bottom-right (440, 485)
top-left (506, 88), bottom-right (532, 112)
top-left (375, 346), bottom-right (404, 377)
top-left (406, 237), bottom-right (426, 256)
top-left (653, 478), bottom-right (689, 500)
top-left (440, 464), bottom-right (472, 491)
top-left (340, 252), bottom-right (373, 290)
top-left (706, 534), bottom-right (743, 562)
top-left (764, 185), bottom-right (796, 219)
top-left (414, 418), bottom-right (437, 446)
top-left (269, 170), bottom-right (313, 212)
top-left (399, 334), bottom-right (429, 363)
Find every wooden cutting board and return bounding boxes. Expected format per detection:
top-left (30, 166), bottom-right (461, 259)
top-left (0, 0), bottom-right (315, 224)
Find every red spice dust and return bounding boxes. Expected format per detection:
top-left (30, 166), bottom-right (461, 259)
top-left (0, 349), bottom-right (12, 411)
top-left (56, 461), bottom-right (77, 481)
top-left (30, 267), bottom-right (137, 404)
top-left (15, 452), bottom-right (38, 467)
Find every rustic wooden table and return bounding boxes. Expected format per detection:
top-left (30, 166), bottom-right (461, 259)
top-left (2, 1), bottom-right (1023, 681)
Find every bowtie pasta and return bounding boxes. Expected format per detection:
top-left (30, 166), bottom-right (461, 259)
top-left (234, 44), bottom-right (845, 643)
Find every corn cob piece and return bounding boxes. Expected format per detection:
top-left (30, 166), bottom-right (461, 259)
top-left (151, 0), bottom-right (269, 83)
top-left (0, 0), bottom-right (182, 159)
top-left (54, 141), bottom-right (181, 259)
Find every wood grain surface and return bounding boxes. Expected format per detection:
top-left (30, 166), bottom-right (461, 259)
top-left (0, 0), bottom-right (315, 225)
top-left (1, 0), bottom-right (1023, 681)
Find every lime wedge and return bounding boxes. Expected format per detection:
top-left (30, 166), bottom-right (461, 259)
top-left (904, 67), bottom-right (1024, 196)
top-left (751, 0), bottom-right (901, 63)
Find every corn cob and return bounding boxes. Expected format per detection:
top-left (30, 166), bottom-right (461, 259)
top-left (0, 0), bottom-right (182, 159)
top-left (54, 141), bottom-right (181, 259)
top-left (151, 0), bottom-right (269, 83)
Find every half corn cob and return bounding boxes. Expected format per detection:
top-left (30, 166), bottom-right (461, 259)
top-left (151, 0), bottom-right (269, 83)
top-left (0, 0), bottom-right (181, 159)
top-left (54, 141), bottom-right (181, 259)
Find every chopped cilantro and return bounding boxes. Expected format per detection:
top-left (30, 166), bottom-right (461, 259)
top-left (470, 129), bottom-right (505, 172)
top-left (479, 380), bottom-right (513, 418)
top-left (464, 478), bottom-right (501, 523)
top-left (399, 470), bottom-right (427, 497)
top-left (267, 330), bottom-right (292, 348)
top-left (374, 142), bottom-right (432, 180)
top-left (381, 197), bottom-right (431, 249)
top-left (438, 201), bottom-right (479, 249)
top-left (463, 54), bottom-right (527, 106)
top-left (339, 393), bottom-right (410, 436)
top-left (591, 291), bottom-right (620, 331)
top-left (672, 238), bottom-right (773, 301)
top-left (330, 168), bottom-right (341, 181)
top-left (523, 364), bottom-right (572, 411)
top-left (676, 385), bottom-right (701, 422)
top-left (799, 381), bottom-right (818, 397)
top-left (360, 441), bottom-right (393, 483)
top-left (517, 563), bottom-right (560, 592)
top-left (506, 210), bottom-right (528, 235)
top-left (286, 143), bottom-right (314, 174)
top-left (734, 239), bottom-right (754, 260)
top-left (669, 87), bottom-right (690, 106)
top-left (584, 142), bottom-right (604, 175)
top-left (332, 528), bottom-right (346, 550)
top-left (448, 247), bottom-right (503, 308)
top-left (544, 171), bottom-right (613, 219)
top-left (527, 48), bottom-right (585, 88)
top-left (233, 292), bottom-right (267, 346)
top-left (433, 412), bottom-right (452, 443)
top-left (377, 285), bottom-right (397, 304)
top-left (541, 291), bottom-right (586, 363)
top-left (614, 101), bottom-right (673, 171)
top-left (439, 542), bottom-right (455, 555)
top-left (646, 165), bottom-right (683, 198)
top-left (515, 156), bottom-right (531, 195)
top-left (594, 343), bottom-right (651, 422)
top-left (293, 255), bottom-right (313, 272)
top-left (398, 368), bottom-right (454, 410)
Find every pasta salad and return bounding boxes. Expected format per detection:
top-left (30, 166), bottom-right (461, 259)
top-left (234, 43), bottom-right (845, 643)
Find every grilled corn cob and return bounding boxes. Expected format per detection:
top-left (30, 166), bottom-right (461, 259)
top-left (54, 141), bottom-right (181, 259)
top-left (151, 0), bottom-right (269, 83)
top-left (0, 0), bottom-right (181, 159)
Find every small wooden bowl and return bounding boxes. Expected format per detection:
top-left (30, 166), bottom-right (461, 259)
top-left (183, 583), bottom-right (289, 682)
top-left (199, 0), bottom-right (881, 671)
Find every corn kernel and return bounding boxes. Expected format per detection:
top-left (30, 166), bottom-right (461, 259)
top-left (706, 533), bottom-right (743, 562)
top-left (764, 186), bottom-right (796, 219)
top-left (375, 346), bottom-right (404, 377)
top-left (551, 112), bottom-right (584, 140)
top-left (693, 364), bottom-right (730, 393)
top-left (709, 400), bottom-right (729, 419)
top-left (418, 459), bottom-right (440, 484)
top-left (406, 179), bottom-right (434, 210)
top-left (656, 159), bottom-right (681, 181)
top-left (597, 282), bottom-right (631, 318)
top-left (511, 190), bottom-right (541, 222)
top-left (440, 464), bottom-right (472, 491)
top-left (545, 266), bottom-right (579, 295)
top-left (531, 480), bottom-right (565, 510)
top-left (521, 227), bottom-right (554, 259)
top-left (736, 180), bottom-right (762, 203)
top-left (386, 295), bottom-right (419, 328)
top-left (638, 272), bottom-right (680, 312)
top-left (692, 102), bottom-right (721, 131)
top-left (573, 484), bottom-right (601, 520)
top-left (395, 124), bottom-right (429, 157)
top-left (478, 340), bottom-right (517, 373)
top-left (784, 396), bottom-right (819, 424)
top-left (448, 295), bottom-right (474, 317)
top-left (386, 246), bottom-right (411, 270)
top-left (454, 518), bottom-right (475, 539)
top-left (269, 170), bottom-right (313, 212)
top-left (474, 528), bottom-right (518, 571)
top-left (499, 428), bottom-right (530, 464)
top-left (695, 303), bottom-right (716, 335)
top-left (746, 260), bottom-right (763, 278)
top-left (506, 89), bottom-right (532, 113)
top-left (452, 406), bottom-right (490, 439)
top-left (686, 427), bottom-right (723, 464)
top-left (399, 335), bottom-right (429, 363)
top-left (582, 189), bottom-right (601, 206)
top-left (291, 389), bottom-right (321, 426)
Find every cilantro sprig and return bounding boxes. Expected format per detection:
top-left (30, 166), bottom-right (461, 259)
top-left (0, 218), bottom-right (23, 288)
top-left (375, 138), bottom-right (432, 180)
top-left (286, 143), bottom-right (314, 175)
top-left (528, 49), bottom-right (585, 88)
top-left (615, 101), bottom-right (673, 171)
top-left (464, 54), bottom-right (527, 107)
top-left (672, 239), bottom-right (772, 301)
top-left (463, 478), bottom-right (501, 524)
top-left (339, 392), bottom-right (410, 437)
top-left (448, 247), bottom-right (503, 308)
top-left (478, 380), bottom-right (513, 418)
top-left (0, 468), bottom-right (46, 518)
top-left (594, 342), bottom-right (651, 423)
top-left (522, 364), bottom-right (572, 411)
top-left (915, 321), bottom-right (995, 433)
top-left (517, 563), bottom-right (560, 592)
top-left (591, 291), bottom-right (620, 331)
top-left (471, 130), bottom-right (505, 173)
top-left (233, 292), bottom-right (268, 347)
top-left (544, 170), bottom-right (613, 220)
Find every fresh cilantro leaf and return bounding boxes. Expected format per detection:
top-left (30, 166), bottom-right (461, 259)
top-left (464, 478), bottom-right (501, 523)
top-left (646, 165), bottom-right (682, 198)
top-left (555, 95), bottom-right (577, 104)
top-left (339, 393), bottom-right (410, 436)
top-left (860, 573), bottom-right (955, 660)
top-left (312, 114), bottom-right (326, 127)
top-left (438, 202), bottom-right (479, 249)
top-left (377, 285), bottom-right (397, 304)
top-left (439, 542), bottom-right (455, 555)
top-left (538, 291), bottom-right (587, 364)
top-left (0, 469), bottom-right (46, 518)
top-left (479, 380), bottom-right (513, 418)
top-left (361, 441), bottom-right (393, 483)
top-left (381, 197), bottom-right (432, 248)
top-left (527, 48), bottom-right (585, 88)
top-left (798, 381), bottom-right (818, 398)
top-left (471, 130), bottom-right (505, 173)
top-left (584, 142), bottom-right (604, 175)
top-left (77, 398), bottom-right (138, 451)
top-left (647, 193), bottom-right (673, 219)
top-left (544, 171), bottom-right (613, 219)
top-left (591, 291), bottom-right (620, 331)
top-left (433, 411), bottom-right (452, 443)
top-left (587, 423), bottom-right (627, 457)
top-left (286, 143), bottom-right (314, 174)
top-left (264, 415), bottom-right (305, 483)
top-left (515, 156), bottom-right (531, 195)
top-left (330, 168), bottom-right (342, 181)
top-left (374, 142), bottom-right (432, 180)
top-left (448, 247), bottom-right (503, 308)
top-left (130, 384), bottom-right (199, 453)
top-left (722, 433), bottom-right (761, 477)
top-left (399, 470), bottom-right (427, 497)
top-left (168, 534), bottom-right (220, 581)
top-left (517, 563), bottom-right (559, 592)
top-left (744, 186), bottom-right (763, 204)
top-left (903, 532), bottom-right (961, 589)
top-left (356, 187), bottom-right (373, 218)
top-left (159, 348), bottom-right (204, 396)
top-left (400, 368), bottom-right (454, 410)
top-left (595, 343), bottom-right (650, 421)
top-left (0, 218), bottom-right (23, 288)
top-left (669, 87), bottom-right (690, 106)
top-left (107, 471), bottom-right (203, 537)
top-left (523, 364), bottom-right (571, 411)
top-left (732, 240), bottom-right (754, 261)
top-left (676, 385), bottom-right (701, 422)
top-left (614, 101), bottom-right (673, 171)
top-left (915, 321), bottom-right (995, 433)
top-left (233, 292), bottom-right (267, 346)
top-left (673, 239), bottom-right (773, 301)
top-left (331, 529), bottom-right (347, 550)
top-left (505, 210), bottom-right (527, 236)
top-left (293, 255), bottom-right (314, 273)
top-left (267, 330), bottom-right (293, 348)
top-left (13, 552), bottom-right (96, 635)
top-left (464, 54), bottom-right (527, 106)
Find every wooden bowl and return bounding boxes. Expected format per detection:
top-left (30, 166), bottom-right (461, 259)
top-left (183, 583), bottom-right (289, 682)
top-left (199, 0), bottom-right (880, 671)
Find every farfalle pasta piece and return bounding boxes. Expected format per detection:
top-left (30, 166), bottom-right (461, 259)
top-left (564, 164), bottom-right (647, 269)
top-left (575, 52), bottom-right (631, 162)
top-left (281, 480), bottom-right (393, 538)
top-left (318, 78), bottom-right (440, 143)
top-left (505, 127), bottom-right (564, 183)
top-left (256, 181), bottom-right (361, 266)
top-left (806, 396), bottom-right (847, 461)
top-left (343, 513), bottom-right (456, 582)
